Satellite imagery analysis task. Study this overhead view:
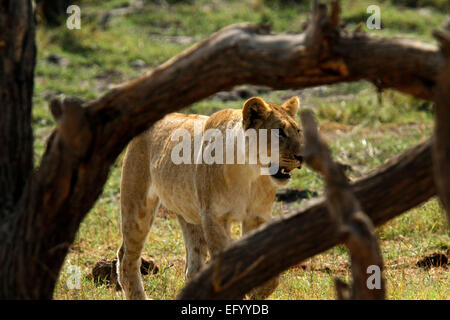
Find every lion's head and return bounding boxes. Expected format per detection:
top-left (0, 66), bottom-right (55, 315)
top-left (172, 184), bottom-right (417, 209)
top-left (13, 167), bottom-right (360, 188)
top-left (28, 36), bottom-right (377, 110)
top-left (242, 96), bottom-right (304, 185)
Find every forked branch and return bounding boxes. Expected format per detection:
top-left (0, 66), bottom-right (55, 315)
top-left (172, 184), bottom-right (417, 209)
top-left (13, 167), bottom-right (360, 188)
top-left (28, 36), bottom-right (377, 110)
top-left (300, 110), bottom-right (385, 300)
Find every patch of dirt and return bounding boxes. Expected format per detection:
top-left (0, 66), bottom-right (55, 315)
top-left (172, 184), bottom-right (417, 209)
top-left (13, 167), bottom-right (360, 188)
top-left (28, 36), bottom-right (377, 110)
top-left (148, 34), bottom-right (198, 45)
top-left (94, 69), bottom-right (124, 92)
top-left (90, 257), bottom-right (158, 290)
top-left (98, 0), bottom-right (145, 29)
top-left (129, 59), bottom-right (148, 71)
top-left (319, 120), bottom-right (354, 136)
top-left (212, 85), bottom-right (270, 102)
top-left (319, 120), bottom-right (429, 144)
top-left (42, 89), bottom-right (62, 102)
top-left (45, 54), bottom-right (70, 67)
top-left (291, 255), bottom-right (350, 275)
top-left (278, 86), bottom-right (330, 101)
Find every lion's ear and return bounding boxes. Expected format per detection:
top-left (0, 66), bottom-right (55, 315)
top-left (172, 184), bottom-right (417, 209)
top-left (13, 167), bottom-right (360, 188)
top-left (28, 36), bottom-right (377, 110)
top-left (242, 97), bottom-right (272, 130)
top-left (282, 96), bottom-right (300, 117)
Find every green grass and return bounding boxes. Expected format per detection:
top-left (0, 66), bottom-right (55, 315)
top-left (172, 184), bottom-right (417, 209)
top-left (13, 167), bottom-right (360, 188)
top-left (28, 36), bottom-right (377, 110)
top-left (31, 0), bottom-right (449, 300)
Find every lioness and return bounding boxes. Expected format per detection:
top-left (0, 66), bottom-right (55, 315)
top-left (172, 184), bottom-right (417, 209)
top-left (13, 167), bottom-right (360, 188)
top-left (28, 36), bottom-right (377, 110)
top-left (117, 96), bottom-right (304, 299)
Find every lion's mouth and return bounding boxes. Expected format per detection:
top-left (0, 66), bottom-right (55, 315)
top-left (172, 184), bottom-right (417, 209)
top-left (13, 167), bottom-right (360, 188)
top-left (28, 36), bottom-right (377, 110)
top-left (272, 166), bottom-right (293, 180)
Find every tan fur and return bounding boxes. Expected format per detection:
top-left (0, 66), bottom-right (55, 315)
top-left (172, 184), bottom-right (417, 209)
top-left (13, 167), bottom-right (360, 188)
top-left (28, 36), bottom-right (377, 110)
top-left (116, 96), bottom-right (303, 299)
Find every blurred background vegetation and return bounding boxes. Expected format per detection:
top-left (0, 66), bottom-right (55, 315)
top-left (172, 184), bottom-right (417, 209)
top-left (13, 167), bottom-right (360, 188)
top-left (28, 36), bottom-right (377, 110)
top-left (31, 0), bottom-right (449, 299)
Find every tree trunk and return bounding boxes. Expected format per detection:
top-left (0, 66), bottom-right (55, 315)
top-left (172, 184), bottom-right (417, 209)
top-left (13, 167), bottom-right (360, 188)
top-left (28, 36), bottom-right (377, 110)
top-left (0, 0), bottom-right (41, 298)
top-left (0, 0), bottom-right (35, 218)
top-left (432, 27), bottom-right (450, 222)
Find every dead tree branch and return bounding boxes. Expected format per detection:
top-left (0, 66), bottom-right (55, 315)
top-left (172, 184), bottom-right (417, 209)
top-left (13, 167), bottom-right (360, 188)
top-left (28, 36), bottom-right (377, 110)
top-left (301, 110), bottom-right (385, 300)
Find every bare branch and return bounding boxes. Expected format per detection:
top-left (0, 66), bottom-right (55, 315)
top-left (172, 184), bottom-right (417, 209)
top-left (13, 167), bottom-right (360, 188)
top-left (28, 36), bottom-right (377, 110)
top-left (300, 109), bottom-right (385, 300)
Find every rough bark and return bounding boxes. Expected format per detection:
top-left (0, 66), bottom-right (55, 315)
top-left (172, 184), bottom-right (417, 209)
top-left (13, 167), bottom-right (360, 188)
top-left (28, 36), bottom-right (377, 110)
top-left (432, 26), bottom-right (450, 223)
top-left (178, 139), bottom-right (434, 299)
top-left (0, 0), bottom-right (443, 299)
top-left (0, 0), bottom-right (35, 218)
top-left (300, 110), bottom-right (385, 300)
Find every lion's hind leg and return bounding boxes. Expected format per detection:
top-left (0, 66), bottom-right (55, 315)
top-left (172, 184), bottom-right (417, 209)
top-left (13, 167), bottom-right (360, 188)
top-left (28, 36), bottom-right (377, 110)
top-left (117, 194), bottom-right (159, 300)
top-left (117, 137), bottom-right (158, 300)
